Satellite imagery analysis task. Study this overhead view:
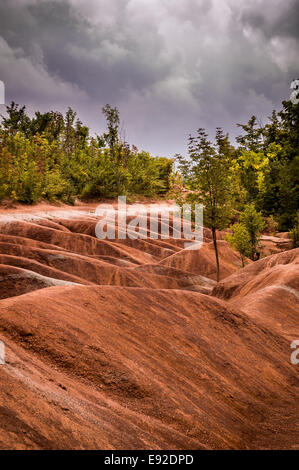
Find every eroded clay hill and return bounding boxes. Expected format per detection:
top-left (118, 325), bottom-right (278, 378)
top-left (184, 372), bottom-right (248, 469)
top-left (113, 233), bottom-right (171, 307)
top-left (214, 249), bottom-right (299, 341)
top-left (0, 206), bottom-right (298, 450)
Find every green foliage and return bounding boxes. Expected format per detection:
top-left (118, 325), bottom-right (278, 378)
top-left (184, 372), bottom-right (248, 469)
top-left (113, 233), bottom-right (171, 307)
top-left (178, 128), bottom-right (233, 231)
top-left (236, 102), bottom-right (299, 229)
top-left (240, 203), bottom-right (265, 260)
top-left (0, 103), bottom-right (173, 204)
top-left (177, 127), bottom-right (234, 281)
top-left (1, 97), bottom-right (298, 246)
top-left (175, 98), bottom-right (298, 272)
top-left (225, 224), bottom-right (251, 267)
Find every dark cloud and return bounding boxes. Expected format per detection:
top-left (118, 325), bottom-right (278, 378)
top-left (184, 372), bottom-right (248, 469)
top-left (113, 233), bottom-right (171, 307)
top-left (241, 0), bottom-right (299, 40)
top-left (0, 0), bottom-right (298, 156)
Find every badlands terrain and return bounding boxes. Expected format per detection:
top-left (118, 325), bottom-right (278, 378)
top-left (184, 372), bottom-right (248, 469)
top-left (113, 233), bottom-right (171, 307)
top-left (0, 202), bottom-right (298, 450)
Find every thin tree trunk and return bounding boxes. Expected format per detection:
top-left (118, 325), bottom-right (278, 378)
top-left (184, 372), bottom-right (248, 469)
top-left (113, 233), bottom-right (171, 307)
top-left (117, 170), bottom-right (121, 194)
top-left (212, 227), bottom-right (220, 282)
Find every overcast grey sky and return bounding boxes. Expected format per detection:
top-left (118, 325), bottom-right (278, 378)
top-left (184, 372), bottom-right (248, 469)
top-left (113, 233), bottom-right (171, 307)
top-left (0, 0), bottom-right (298, 156)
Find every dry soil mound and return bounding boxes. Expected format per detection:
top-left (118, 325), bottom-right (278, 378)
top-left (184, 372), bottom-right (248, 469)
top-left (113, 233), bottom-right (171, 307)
top-left (159, 240), bottom-right (243, 280)
top-left (0, 285), bottom-right (297, 449)
top-left (0, 211), bottom-right (298, 450)
top-left (214, 249), bottom-right (299, 339)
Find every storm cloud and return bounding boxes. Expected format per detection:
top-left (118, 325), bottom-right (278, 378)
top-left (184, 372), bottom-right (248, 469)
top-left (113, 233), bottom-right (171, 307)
top-left (0, 0), bottom-right (298, 155)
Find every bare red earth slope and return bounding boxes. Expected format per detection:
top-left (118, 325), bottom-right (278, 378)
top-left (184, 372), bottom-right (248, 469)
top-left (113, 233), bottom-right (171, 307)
top-left (0, 209), bottom-right (298, 450)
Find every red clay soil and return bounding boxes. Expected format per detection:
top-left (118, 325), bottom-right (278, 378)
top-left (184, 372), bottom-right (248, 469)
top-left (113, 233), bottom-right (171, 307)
top-left (0, 209), bottom-right (298, 450)
top-left (159, 240), bottom-right (244, 280)
top-left (259, 234), bottom-right (293, 257)
top-left (214, 249), bottom-right (299, 341)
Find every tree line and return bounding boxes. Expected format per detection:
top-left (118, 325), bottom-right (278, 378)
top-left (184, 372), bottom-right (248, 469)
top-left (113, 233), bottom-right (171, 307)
top-left (175, 99), bottom-right (299, 279)
top-left (0, 99), bottom-right (298, 277)
top-left (0, 103), bottom-right (173, 204)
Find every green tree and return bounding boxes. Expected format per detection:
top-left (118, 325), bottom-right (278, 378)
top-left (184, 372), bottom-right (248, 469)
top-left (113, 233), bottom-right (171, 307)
top-left (236, 115), bottom-right (264, 153)
top-left (178, 128), bottom-right (233, 282)
top-left (264, 101), bottom-right (299, 229)
top-left (240, 203), bottom-right (265, 260)
top-left (98, 104), bottom-right (124, 194)
top-left (2, 102), bottom-right (31, 136)
top-left (63, 107), bottom-right (77, 157)
top-left (225, 224), bottom-right (251, 267)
